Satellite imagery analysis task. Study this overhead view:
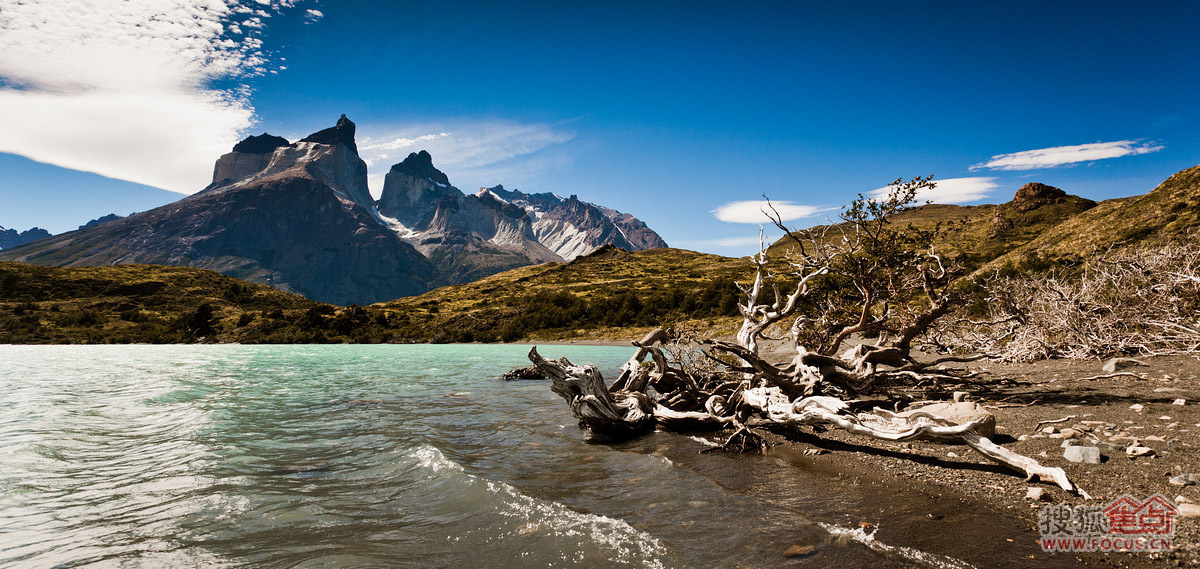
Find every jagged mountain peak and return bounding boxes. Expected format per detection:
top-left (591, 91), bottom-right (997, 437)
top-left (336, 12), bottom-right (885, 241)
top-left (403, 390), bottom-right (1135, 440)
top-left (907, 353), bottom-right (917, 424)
top-left (299, 114), bottom-right (358, 153)
top-left (391, 150), bottom-right (450, 186)
top-left (232, 133), bottom-right (290, 154)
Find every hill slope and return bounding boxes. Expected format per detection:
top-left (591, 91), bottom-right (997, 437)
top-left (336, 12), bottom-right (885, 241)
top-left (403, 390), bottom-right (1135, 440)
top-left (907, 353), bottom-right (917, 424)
top-left (767, 181), bottom-right (1097, 271)
top-left (0, 246), bottom-right (752, 344)
top-left (979, 165), bottom-right (1200, 273)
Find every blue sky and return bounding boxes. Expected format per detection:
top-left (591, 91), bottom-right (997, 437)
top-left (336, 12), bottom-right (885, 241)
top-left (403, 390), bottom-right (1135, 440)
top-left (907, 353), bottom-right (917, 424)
top-left (1, 1), bottom-right (1197, 255)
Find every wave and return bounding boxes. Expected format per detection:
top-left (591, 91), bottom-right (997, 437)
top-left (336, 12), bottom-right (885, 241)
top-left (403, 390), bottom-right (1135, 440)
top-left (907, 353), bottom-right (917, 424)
top-left (400, 444), bottom-right (673, 569)
top-left (819, 522), bottom-right (977, 569)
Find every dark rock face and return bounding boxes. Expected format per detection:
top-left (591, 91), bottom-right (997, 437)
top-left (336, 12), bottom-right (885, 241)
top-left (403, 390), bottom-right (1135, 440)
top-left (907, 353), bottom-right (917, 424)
top-left (80, 213), bottom-right (124, 230)
top-left (0, 226), bottom-right (52, 250)
top-left (232, 133), bottom-right (290, 154)
top-left (1011, 182), bottom-right (1071, 212)
top-left (391, 150), bottom-right (450, 187)
top-left (299, 114), bottom-right (357, 153)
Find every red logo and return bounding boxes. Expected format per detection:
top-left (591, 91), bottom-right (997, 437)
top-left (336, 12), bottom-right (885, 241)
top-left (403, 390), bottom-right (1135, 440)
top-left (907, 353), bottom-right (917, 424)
top-left (1102, 494), bottom-right (1179, 535)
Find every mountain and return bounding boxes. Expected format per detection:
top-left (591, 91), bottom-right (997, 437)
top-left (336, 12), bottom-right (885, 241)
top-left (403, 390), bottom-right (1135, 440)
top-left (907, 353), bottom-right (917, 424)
top-left (0, 226), bottom-right (51, 250)
top-left (1, 115), bottom-right (668, 304)
top-left (376, 151), bottom-right (563, 284)
top-left (488, 185), bottom-right (669, 258)
top-left (376, 151), bottom-right (667, 282)
top-left (1, 115), bottom-right (435, 305)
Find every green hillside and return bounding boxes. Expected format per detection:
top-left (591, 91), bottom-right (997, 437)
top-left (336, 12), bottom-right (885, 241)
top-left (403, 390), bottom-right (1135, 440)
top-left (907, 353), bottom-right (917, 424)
top-left (380, 245), bottom-right (752, 342)
top-left (0, 247), bottom-right (752, 344)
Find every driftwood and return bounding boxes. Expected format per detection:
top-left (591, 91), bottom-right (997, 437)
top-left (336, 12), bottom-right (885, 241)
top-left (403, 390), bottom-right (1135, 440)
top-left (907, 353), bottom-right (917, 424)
top-left (529, 343), bottom-right (1088, 497)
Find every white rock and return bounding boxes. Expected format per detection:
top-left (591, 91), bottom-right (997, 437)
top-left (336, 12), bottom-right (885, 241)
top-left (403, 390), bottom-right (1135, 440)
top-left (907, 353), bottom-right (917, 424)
top-left (1174, 399), bottom-right (1187, 406)
top-left (1129, 404), bottom-right (1145, 413)
top-left (1064, 446), bottom-right (1101, 464)
top-left (1025, 487), bottom-right (1047, 501)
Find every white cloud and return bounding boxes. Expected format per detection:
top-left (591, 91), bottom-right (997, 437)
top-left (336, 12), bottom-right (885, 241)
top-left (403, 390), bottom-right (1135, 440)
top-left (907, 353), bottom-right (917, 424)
top-left (712, 200), bottom-right (831, 224)
top-left (0, 0), bottom-right (300, 194)
top-left (358, 121), bottom-right (575, 195)
top-left (305, 9), bottom-right (323, 22)
top-left (869, 177), bottom-right (998, 204)
top-left (971, 140), bottom-right (1163, 171)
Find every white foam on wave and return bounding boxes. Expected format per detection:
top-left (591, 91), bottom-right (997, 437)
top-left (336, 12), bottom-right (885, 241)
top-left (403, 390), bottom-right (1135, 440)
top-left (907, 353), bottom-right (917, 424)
top-left (410, 445), bottom-right (465, 473)
top-left (819, 522), bottom-right (977, 569)
top-left (403, 444), bottom-right (671, 568)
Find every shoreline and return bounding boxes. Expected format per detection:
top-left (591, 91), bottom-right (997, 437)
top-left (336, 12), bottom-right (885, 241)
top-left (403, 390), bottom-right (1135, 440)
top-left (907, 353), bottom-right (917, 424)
top-left (762, 355), bottom-right (1200, 568)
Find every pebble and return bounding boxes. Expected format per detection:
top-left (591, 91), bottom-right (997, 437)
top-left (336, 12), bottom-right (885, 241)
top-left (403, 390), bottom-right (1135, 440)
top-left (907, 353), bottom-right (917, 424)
top-left (947, 452), bottom-right (959, 458)
top-left (1178, 495), bottom-right (1194, 504)
top-left (952, 391), bottom-right (968, 402)
top-left (1129, 404), bottom-right (1145, 412)
top-left (1170, 474), bottom-right (1200, 486)
top-left (1041, 426), bottom-right (1057, 434)
top-left (1159, 416), bottom-right (1172, 421)
top-left (1174, 399), bottom-right (1187, 406)
top-left (1144, 435), bottom-right (1166, 442)
top-left (1126, 445), bottom-right (1156, 457)
top-left (1025, 487), bottom-right (1048, 501)
top-left (1179, 504), bottom-right (1200, 518)
top-left (1063, 446), bottom-right (1101, 464)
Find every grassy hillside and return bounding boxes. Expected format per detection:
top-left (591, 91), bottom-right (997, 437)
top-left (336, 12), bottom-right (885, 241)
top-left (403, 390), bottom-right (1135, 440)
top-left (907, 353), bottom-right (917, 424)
top-left (979, 165), bottom-right (1200, 274)
top-left (0, 263), bottom-right (379, 343)
top-left (767, 182), bottom-right (1097, 272)
top-left (0, 247), bottom-right (753, 344)
top-left (381, 245), bottom-right (752, 342)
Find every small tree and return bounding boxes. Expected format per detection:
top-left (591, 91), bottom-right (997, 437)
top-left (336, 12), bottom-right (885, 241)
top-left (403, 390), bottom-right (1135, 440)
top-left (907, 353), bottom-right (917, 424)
top-left (712, 176), bottom-right (964, 395)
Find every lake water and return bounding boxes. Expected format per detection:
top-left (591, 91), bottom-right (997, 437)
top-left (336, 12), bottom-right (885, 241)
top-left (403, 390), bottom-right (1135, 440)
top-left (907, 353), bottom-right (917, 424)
top-left (0, 345), bottom-right (1075, 568)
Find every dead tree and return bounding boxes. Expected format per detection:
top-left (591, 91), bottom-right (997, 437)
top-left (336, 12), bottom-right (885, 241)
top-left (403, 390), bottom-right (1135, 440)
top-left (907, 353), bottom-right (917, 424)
top-left (528, 178), bottom-right (1087, 497)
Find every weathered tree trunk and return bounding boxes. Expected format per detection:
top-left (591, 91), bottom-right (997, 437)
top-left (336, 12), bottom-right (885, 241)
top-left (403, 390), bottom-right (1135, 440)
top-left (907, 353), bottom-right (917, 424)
top-left (529, 342), bottom-right (1088, 497)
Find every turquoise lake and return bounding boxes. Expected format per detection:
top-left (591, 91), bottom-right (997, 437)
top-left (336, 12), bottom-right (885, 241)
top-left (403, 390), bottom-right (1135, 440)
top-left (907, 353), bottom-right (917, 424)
top-left (0, 344), bottom-right (1071, 568)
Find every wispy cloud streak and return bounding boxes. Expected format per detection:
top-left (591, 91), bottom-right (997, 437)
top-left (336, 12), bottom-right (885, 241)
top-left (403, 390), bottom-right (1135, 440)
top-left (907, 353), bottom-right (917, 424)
top-left (712, 200), bottom-right (833, 224)
top-left (971, 140), bottom-right (1162, 171)
top-left (869, 177), bottom-right (998, 204)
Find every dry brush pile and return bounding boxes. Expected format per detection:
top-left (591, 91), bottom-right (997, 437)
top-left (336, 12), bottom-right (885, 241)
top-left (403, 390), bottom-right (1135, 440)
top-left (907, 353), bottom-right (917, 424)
top-left (936, 241), bottom-right (1200, 361)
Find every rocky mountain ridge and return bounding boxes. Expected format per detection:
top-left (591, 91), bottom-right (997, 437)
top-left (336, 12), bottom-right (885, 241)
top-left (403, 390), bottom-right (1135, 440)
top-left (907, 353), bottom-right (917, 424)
top-left (0, 226), bottom-right (51, 250)
top-left (1, 115), bottom-right (667, 304)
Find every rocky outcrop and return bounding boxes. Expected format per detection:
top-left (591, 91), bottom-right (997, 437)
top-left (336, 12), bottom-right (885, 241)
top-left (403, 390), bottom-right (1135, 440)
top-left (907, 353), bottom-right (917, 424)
top-left (988, 183), bottom-right (1096, 239)
top-left (299, 114), bottom-right (358, 153)
top-left (0, 226), bottom-right (51, 250)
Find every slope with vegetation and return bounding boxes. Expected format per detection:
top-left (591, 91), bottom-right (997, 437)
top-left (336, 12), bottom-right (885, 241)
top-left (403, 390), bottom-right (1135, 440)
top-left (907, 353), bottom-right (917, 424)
top-left (0, 246), bottom-right (751, 344)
